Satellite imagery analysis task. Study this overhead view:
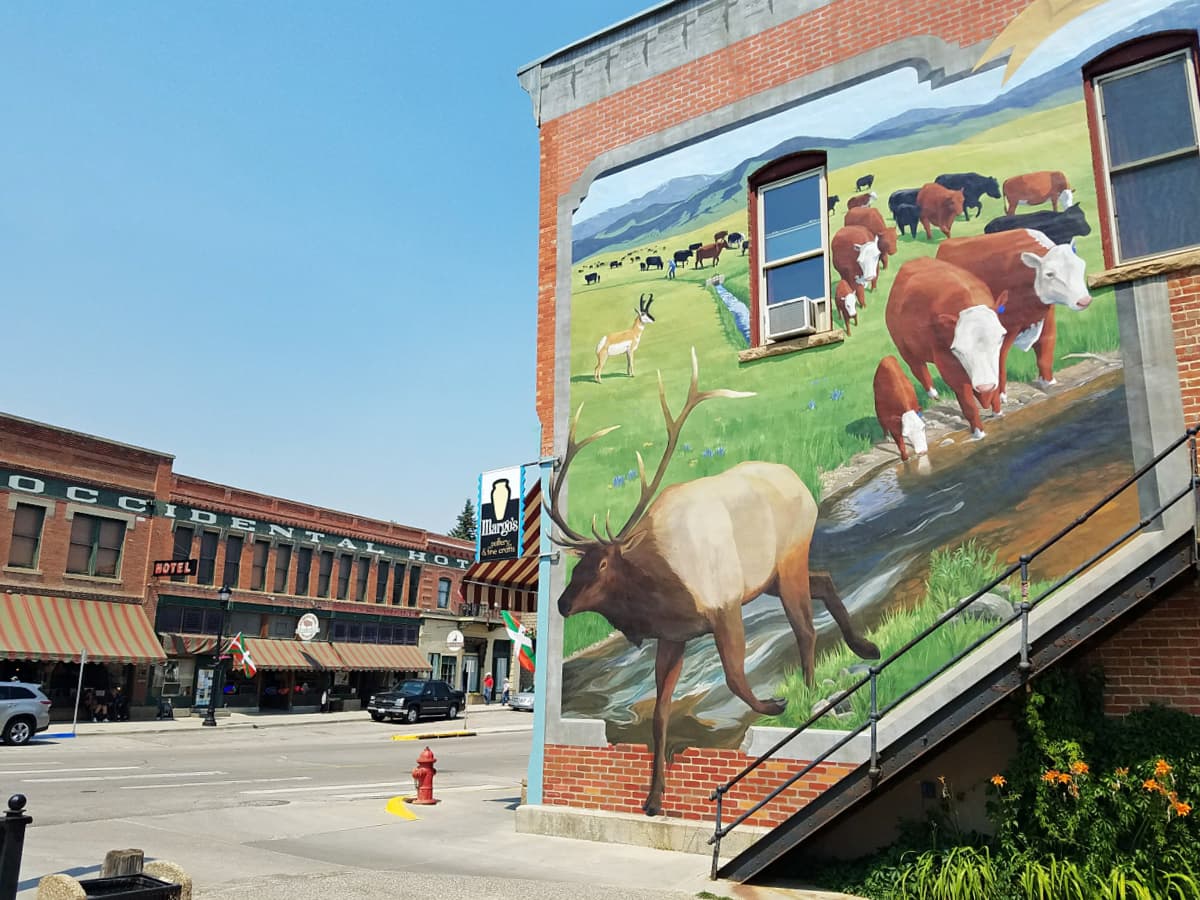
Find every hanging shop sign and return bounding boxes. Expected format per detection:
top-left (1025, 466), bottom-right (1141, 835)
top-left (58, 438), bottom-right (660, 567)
top-left (477, 465), bottom-right (525, 563)
top-left (295, 613), bottom-right (321, 641)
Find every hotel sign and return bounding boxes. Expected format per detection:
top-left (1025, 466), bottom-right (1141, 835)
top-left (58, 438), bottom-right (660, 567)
top-left (153, 559), bottom-right (198, 577)
top-left (2, 468), bottom-right (472, 572)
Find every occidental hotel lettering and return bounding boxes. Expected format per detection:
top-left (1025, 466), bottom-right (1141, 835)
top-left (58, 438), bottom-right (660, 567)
top-left (2, 468), bottom-right (470, 571)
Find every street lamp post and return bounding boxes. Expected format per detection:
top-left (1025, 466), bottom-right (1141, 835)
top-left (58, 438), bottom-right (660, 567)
top-left (202, 585), bottom-right (233, 727)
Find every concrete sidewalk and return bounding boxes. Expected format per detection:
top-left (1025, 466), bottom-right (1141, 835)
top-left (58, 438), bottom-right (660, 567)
top-left (49, 702), bottom-right (528, 737)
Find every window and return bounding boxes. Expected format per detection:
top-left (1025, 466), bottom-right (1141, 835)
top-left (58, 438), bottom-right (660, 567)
top-left (273, 544), bottom-right (293, 593)
top-left (1087, 34), bottom-right (1200, 263)
top-left (317, 550), bottom-right (334, 598)
top-left (8, 503), bottom-right (46, 569)
top-left (270, 616), bottom-right (297, 638)
top-left (355, 558), bottom-right (370, 602)
top-left (250, 541), bottom-right (269, 591)
top-left (392, 563), bottom-right (408, 605)
top-left (747, 152), bottom-right (833, 345)
top-left (407, 565), bottom-right (422, 607)
top-left (197, 532), bottom-right (219, 585)
top-left (336, 554), bottom-right (353, 600)
top-left (223, 535), bottom-right (243, 589)
top-left (170, 526), bottom-right (194, 583)
top-left (437, 578), bottom-right (451, 609)
top-left (156, 606), bottom-right (183, 632)
top-left (376, 560), bottom-right (391, 604)
top-left (66, 514), bottom-right (126, 578)
top-left (295, 546), bottom-right (313, 595)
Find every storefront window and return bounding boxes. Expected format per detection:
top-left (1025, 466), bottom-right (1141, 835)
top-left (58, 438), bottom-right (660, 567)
top-left (66, 514), bottom-right (126, 578)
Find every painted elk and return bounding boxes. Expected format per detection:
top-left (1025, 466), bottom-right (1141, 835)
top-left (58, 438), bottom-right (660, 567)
top-left (593, 294), bottom-right (655, 384)
top-left (550, 351), bottom-right (881, 816)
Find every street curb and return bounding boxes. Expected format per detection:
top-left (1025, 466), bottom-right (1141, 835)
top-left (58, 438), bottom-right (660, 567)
top-left (391, 730), bottom-right (476, 741)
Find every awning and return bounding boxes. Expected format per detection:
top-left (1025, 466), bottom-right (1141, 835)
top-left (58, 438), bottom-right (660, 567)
top-left (332, 642), bottom-right (431, 672)
top-left (462, 481), bottom-right (540, 610)
top-left (159, 633), bottom-right (219, 656)
top-left (0, 595), bottom-right (166, 664)
top-left (243, 637), bottom-right (334, 671)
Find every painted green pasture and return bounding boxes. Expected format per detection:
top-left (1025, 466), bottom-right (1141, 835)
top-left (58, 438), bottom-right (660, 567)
top-left (561, 100), bottom-right (1120, 659)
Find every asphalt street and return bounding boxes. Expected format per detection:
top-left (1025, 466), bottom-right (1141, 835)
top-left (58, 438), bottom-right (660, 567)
top-left (2, 710), bottom-right (722, 900)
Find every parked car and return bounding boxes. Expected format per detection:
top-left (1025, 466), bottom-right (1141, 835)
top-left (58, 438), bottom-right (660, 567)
top-left (509, 690), bottom-right (535, 712)
top-left (367, 679), bottom-right (465, 724)
top-left (0, 682), bottom-right (52, 745)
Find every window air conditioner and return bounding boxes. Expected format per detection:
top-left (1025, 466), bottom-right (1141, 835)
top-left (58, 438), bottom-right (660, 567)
top-left (766, 296), bottom-right (817, 340)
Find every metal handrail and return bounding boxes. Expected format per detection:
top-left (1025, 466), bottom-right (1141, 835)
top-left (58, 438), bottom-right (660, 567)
top-left (708, 424), bottom-right (1200, 877)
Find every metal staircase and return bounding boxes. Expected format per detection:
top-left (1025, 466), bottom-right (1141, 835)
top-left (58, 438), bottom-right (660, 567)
top-left (711, 425), bottom-right (1200, 884)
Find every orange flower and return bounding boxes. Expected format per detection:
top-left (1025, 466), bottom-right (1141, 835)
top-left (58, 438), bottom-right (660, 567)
top-left (1056, 772), bottom-right (1073, 785)
top-left (1173, 801), bottom-right (1192, 818)
top-left (1070, 761), bottom-right (1089, 775)
top-left (1155, 759), bottom-right (1173, 777)
top-left (1044, 770), bottom-right (1061, 783)
top-left (991, 774), bottom-right (1007, 788)
top-left (1144, 778), bottom-right (1162, 793)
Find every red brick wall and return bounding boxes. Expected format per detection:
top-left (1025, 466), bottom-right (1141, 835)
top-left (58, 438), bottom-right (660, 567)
top-left (1083, 579), bottom-right (1200, 717)
top-left (532, 0), bottom-right (1034, 451)
top-left (1167, 267), bottom-right (1200, 427)
top-left (543, 743), bottom-right (854, 826)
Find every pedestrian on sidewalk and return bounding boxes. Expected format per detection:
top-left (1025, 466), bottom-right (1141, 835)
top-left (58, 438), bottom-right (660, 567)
top-left (502, 677), bottom-right (511, 706)
top-left (483, 672), bottom-right (494, 705)
top-left (320, 687), bottom-right (330, 713)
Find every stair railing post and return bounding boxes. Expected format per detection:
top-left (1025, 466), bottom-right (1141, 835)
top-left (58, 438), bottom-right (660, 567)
top-left (710, 786), bottom-right (724, 880)
top-left (1018, 555), bottom-right (1032, 677)
top-left (868, 667), bottom-right (880, 783)
top-left (0, 794), bottom-right (31, 900)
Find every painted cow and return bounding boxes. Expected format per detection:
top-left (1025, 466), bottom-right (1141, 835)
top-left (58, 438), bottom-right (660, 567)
top-left (983, 204), bottom-right (1091, 246)
top-left (893, 203), bottom-right (920, 239)
top-left (874, 355), bottom-right (928, 461)
top-left (856, 174), bottom-right (875, 192)
top-left (916, 183), bottom-right (965, 240)
top-left (828, 194), bottom-right (840, 215)
top-left (831, 226), bottom-right (882, 308)
top-left (673, 249), bottom-right (693, 266)
top-left (1003, 170), bottom-right (1071, 216)
top-left (936, 229), bottom-right (1092, 400)
top-left (835, 280), bottom-right (859, 335)
top-left (844, 206), bottom-right (899, 275)
top-left (585, 272), bottom-right (600, 285)
top-left (644, 255), bottom-right (665, 270)
top-left (886, 257), bottom-right (1008, 439)
top-left (847, 191), bottom-right (877, 209)
top-left (934, 172), bottom-right (1002, 221)
top-left (693, 239), bottom-right (728, 268)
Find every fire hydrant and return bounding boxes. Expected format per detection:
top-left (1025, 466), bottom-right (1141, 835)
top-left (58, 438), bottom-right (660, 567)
top-left (411, 746), bottom-right (438, 805)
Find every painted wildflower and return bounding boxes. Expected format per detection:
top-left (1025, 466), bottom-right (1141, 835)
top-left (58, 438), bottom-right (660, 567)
top-left (715, 447), bottom-right (726, 457)
top-left (807, 400), bottom-right (816, 411)
top-left (703, 448), bottom-right (714, 458)
top-left (1155, 759), bottom-right (1173, 777)
top-left (612, 475), bottom-right (625, 488)
top-left (831, 389), bottom-right (844, 401)
top-left (1069, 760), bottom-right (1089, 776)
top-left (990, 774), bottom-right (1006, 788)
top-left (1144, 778), bottom-right (1162, 793)
top-left (1043, 770), bottom-right (1061, 784)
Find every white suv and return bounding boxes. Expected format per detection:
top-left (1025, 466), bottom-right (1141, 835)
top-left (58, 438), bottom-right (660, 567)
top-left (0, 682), bottom-right (52, 745)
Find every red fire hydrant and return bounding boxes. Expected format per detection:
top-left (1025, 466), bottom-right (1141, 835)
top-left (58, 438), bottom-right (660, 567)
top-left (411, 746), bottom-right (438, 805)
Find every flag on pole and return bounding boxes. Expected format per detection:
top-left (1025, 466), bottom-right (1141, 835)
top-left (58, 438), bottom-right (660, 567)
top-left (228, 632), bottom-right (257, 678)
top-left (502, 610), bottom-right (535, 673)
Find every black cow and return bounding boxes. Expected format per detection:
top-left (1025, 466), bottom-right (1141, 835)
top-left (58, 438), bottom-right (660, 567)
top-left (673, 249), bottom-right (694, 266)
top-left (741, 240), bottom-right (752, 256)
top-left (888, 188), bottom-right (920, 219)
top-left (585, 272), bottom-right (600, 285)
top-left (892, 203), bottom-right (920, 239)
top-left (609, 261), bottom-right (622, 269)
top-left (640, 263), bottom-right (647, 271)
top-left (688, 242), bottom-right (703, 252)
top-left (856, 174), bottom-right (875, 192)
top-left (983, 203), bottom-right (1092, 246)
top-left (645, 255), bottom-right (664, 270)
top-left (934, 172), bottom-right (1002, 221)
top-left (827, 195), bottom-right (840, 215)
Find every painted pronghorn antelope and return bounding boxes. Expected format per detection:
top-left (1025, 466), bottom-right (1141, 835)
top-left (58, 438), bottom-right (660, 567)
top-left (594, 294), bottom-right (655, 383)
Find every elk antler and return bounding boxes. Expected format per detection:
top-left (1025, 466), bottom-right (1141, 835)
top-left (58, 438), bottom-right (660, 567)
top-left (547, 402), bottom-right (620, 550)
top-left (613, 347), bottom-right (755, 542)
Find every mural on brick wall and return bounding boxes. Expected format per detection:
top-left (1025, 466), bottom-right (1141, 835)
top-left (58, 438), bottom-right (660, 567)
top-left (555, 0), bottom-right (1194, 816)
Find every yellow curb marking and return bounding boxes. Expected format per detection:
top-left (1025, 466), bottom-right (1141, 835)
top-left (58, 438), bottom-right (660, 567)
top-left (390, 731), bottom-right (475, 741)
top-left (386, 797), bottom-right (418, 820)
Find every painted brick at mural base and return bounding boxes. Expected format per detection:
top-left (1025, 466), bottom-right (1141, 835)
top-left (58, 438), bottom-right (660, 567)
top-left (542, 743), bottom-right (853, 827)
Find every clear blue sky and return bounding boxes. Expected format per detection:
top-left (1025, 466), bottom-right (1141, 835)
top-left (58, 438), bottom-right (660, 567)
top-left (0, 2), bottom-right (649, 534)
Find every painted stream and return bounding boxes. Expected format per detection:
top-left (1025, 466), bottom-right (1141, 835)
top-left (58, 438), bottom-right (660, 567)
top-left (561, 369), bottom-right (1135, 750)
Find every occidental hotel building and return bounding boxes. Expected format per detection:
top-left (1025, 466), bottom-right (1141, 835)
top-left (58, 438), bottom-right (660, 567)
top-left (0, 412), bottom-right (525, 719)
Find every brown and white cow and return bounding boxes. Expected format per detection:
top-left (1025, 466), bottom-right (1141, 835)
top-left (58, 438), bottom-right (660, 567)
top-left (831, 226), bottom-right (882, 309)
top-left (936, 229), bottom-right (1092, 401)
top-left (916, 183), bottom-right (966, 241)
top-left (1002, 170), bottom-right (1072, 216)
top-left (847, 191), bottom-right (877, 210)
top-left (844, 206), bottom-right (899, 277)
top-left (835, 280), bottom-right (859, 335)
top-left (874, 355), bottom-right (928, 461)
top-left (886, 257), bottom-right (1008, 439)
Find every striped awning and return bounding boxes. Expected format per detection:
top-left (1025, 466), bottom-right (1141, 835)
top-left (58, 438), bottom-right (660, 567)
top-left (332, 642), bottom-right (431, 672)
top-left (0, 595), bottom-right (166, 664)
top-left (243, 637), bottom-right (329, 672)
top-left (463, 481), bottom-right (540, 609)
top-left (159, 633), bottom-right (220, 656)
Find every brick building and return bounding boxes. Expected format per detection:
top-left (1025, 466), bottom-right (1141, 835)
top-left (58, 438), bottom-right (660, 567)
top-left (0, 412), bottom-right (521, 723)
top-left (513, 0), bottom-right (1200, 878)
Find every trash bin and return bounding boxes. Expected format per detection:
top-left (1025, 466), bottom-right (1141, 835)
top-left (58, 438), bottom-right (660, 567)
top-left (77, 873), bottom-right (181, 899)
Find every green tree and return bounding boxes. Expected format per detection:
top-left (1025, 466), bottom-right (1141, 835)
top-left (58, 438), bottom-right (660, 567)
top-left (448, 498), bottom-right (477, 541)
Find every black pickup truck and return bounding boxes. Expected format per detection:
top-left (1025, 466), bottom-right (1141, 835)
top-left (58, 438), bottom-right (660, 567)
top-left (367, 679), bottom-right (465, 724)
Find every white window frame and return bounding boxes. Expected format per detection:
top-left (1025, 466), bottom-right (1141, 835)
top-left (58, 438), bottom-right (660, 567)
top-left (755, 165), bottom-right (832, 342)
top-left (1094, 49), bottom-right (1200, 264)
